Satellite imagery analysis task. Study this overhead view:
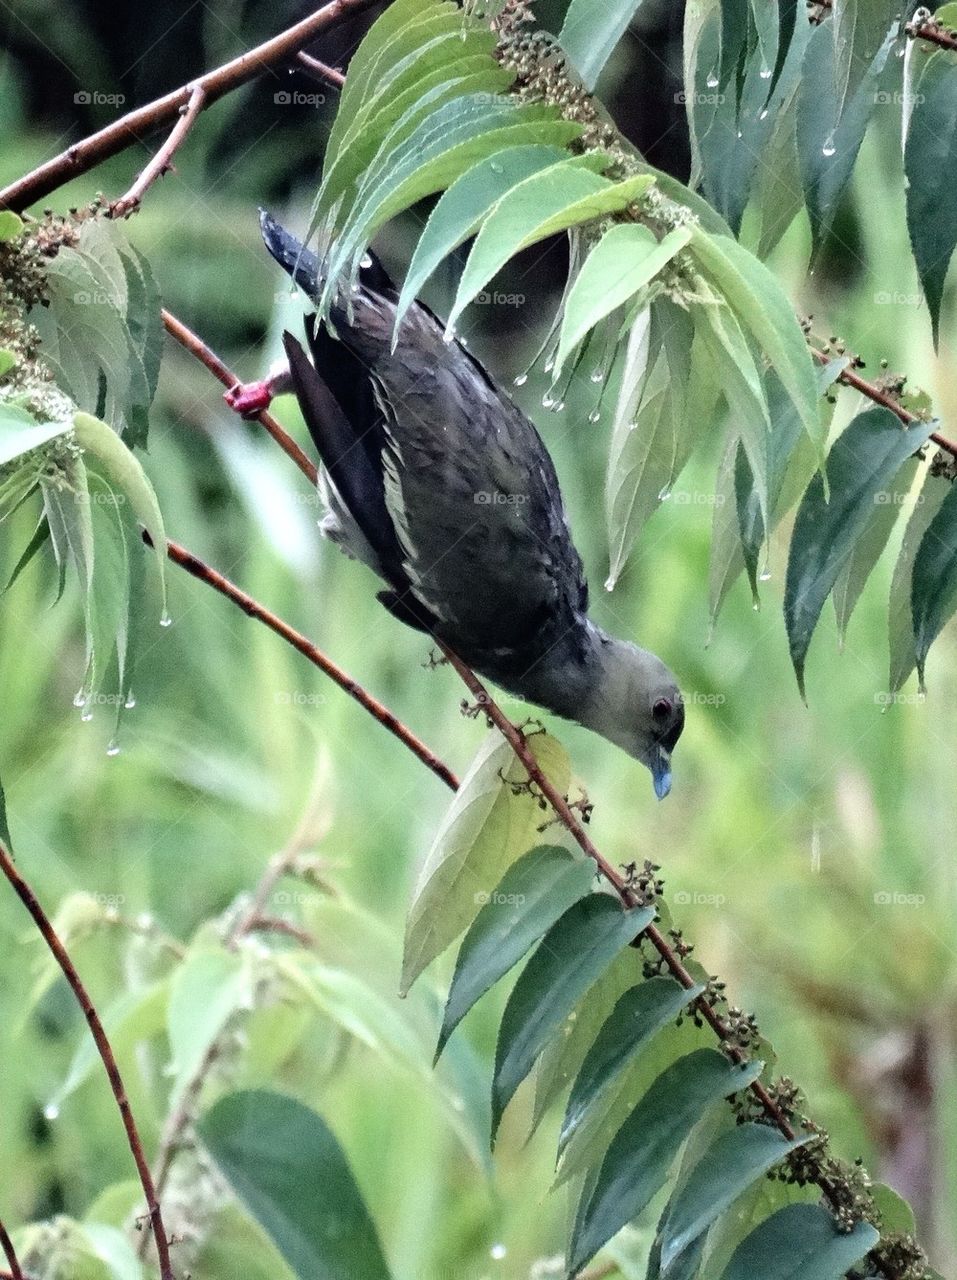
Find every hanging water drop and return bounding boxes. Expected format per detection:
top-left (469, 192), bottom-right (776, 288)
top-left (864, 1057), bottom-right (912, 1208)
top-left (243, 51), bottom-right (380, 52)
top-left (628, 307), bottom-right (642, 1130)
top-left (590, 367), bottom-right (605, 384)
top-left (124, 692), bottom-right (136, 710)
top-left (360, 253), bottom-right (373, 269)
top-left (759, 108), bottom-right (769, 120)
top-left (490, 161), bottom-right (503, 174)
top-left (160, 611), bottom-right (172, 628)
top-left (759, 64), bottom-right (771, 80)
top-left (658, 486), bottom-right (672, 502)
top-left (588, 409), bottom-right (601, 423)
top-left (43, 1103), bottom-right (60, 1122)
top-left (543, 356), bottom-right (555, 374)
top-left (490, 1244), bottom-right (507, 1262)
top-left (514, 372), bottom-right (528, 386)
top-left (706, 71), bottom-right (719, 89)
top-left (822, 134), bottom-right (836, 157)
top-left (759, 566), bottom-right (772, 582)
top-left (73, 688), bottom-right (87, 709)
top-left (106, 739), bottom-right (120, 758)
top-left (80, 707), bottom-right (94, 723)
top-left (542, 392), bottom-right (555, 409)
top-left (552, 400), bottom-right (565, 413)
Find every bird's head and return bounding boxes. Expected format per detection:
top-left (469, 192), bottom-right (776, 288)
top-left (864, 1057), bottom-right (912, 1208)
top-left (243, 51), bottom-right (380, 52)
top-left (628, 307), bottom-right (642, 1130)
top-left (579, 637), bottom-right (685, 799)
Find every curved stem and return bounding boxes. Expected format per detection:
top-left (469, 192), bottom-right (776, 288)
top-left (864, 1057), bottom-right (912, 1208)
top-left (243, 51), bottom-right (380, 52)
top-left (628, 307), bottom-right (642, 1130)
top-left (0, 843), bottom-right (174, 1280)
top-left (0, 1217), bottom-right (24, 1280)
top-left (110, 85), bottom-right (207, 219)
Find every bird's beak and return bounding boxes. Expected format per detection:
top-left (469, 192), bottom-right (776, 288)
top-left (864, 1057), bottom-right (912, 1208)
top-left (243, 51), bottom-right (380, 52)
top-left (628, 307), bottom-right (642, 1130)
top-left (650, 746), bottom-right (672, 800)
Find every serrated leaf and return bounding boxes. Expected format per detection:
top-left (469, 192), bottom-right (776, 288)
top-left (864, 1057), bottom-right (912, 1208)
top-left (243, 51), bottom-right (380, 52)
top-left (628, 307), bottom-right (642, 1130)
top-left (560, 977), bottom-right (704, 1159)
top-left (557, 225), bottom-right (691, 375)
top-left (784, 407), bottom-right (936, 695)
top-left (436, 844), bottom-right (594, 1060)
top-left (0, 401), bottom-right (72, 466)
top-left (659, 1123), bottom-right (810, 1272)
top-left (199, 1089), bottom-right (393, 1280)
top-left (167, 947), bottom-right (251, 1104)
top-left (718, 1202), bottom-right (878, 1280)
top-left (689, 228), bottom-right (820, 455)
top-left (911, 478), bottom-right (957, 686)
top-left (396, 143), bottom-right (576, 331)
top-left (492, 894), bottom-right (653, 1140)
top-left (905, 49), bottom-right (957, 344)
top-left (447, 166), bottom-right (655, 333)
top-left (560, 0), bottom-right (651, 91)
top-left (888, 466), bottom-right (953, 690)
top-left (401, 728), bottom-right (570, 994)
top-left (568, 1049), bottom-right (762, 1275)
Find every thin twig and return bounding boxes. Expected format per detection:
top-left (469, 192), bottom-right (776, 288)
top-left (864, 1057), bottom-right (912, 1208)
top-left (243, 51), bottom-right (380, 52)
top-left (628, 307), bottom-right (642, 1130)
top-left (0, 1218), bottom-right (24, 1280)
top-left (162, 537), bottom-right (459, 791)
top-left (812, 0), bottom-right (957, 50)
top-left (0, 842), bottom-right (174, 1280)
top-left (0, 0), bottom-right (382, 212)
top-left (295, 50), bottom-right (347, 87)
top-left (161, 310), bottom-right (319, 485)
top-left (810, 346), bottom-right (957, 459)
top-left (110, 85), bottom-right (207, 219)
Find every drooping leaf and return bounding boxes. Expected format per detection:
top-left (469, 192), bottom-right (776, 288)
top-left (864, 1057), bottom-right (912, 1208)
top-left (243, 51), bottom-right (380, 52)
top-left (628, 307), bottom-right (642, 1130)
top-left (199, 1089), bottom-right (393, 1280)
top-left (0, 401), bottom-right (72, 467)
top-left (167, 947), bottom-right (252, 1105)
top-left (492, 894), bottom-right (653, 1140)
top-left (447, 167), bottom-right (655, 334)
top-left (401, 728), bottom-right (570, 994)
top-left (395, 143), bottom-right (574, 329)
top-left (0, 772), bottom-right (12, 852)
top-left (556, 224), bottom-right (691, 375)
top-left (559, 977), bottom-right (704, 1158)
top-left (717, 1202), bottom-right (878, 1280)
top-left (832, 0), bottom-right (900, 115)
top-left (568, 1049), bottom-right (762, 1275)
top-left (911, 478), bottom-right (957, 686)
top-left (436, 844), bottom-right (594, 1060)
top-left (887, 466), bottom-right (952, 692)
top-left (708, 433), bottom-right (746, 631)
top-left (905, 48), bottom-right (957, 344)
top-left (784, 407), bottom-right (936, 695)
top-left (658, 1123), bottom-right (810, 1272)
top-left (560, 0), bottom-right (650, 91)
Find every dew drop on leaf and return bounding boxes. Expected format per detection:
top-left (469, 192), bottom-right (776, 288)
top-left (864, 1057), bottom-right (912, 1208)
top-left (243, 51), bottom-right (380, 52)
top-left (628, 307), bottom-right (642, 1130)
top-left (160, 611), bottom-right (172, 628)
top-left (43, 1103), bottom-right (59, 1122)
top-left (514, 373), bottom-right (528, 386)
top-left (706, 71), bottom-right (719, 88)
top-left (106, 740), bottom-right (120, 758)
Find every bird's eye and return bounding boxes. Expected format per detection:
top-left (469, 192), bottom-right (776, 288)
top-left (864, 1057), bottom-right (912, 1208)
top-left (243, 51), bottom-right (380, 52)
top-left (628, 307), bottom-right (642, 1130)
top-left (652, 698), bottom-right (672, 722)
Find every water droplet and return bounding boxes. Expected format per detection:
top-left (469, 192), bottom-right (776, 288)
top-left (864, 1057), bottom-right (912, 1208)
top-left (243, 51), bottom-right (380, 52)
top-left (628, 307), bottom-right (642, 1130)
top-left (822, 134), bottom-right (836, 157)
top-left (759, 108), bottom-right (769, 120)
top-left (160, 611), bottom-right (172, 628)
top-left (43, 1103), bottom-right (59, 1122)
top-left (736, 129), bottom-right (743, 139)
top-left (543, 356), bottom-right (555, 374)
top-left (590, 367), bottom-right (605, 383)
top-left (880, 703), bottom-right (889, 715)
top-left (658, 486), bottom-right (672, 502)
top-left (588, 409), bottom-right (601, 423)
top-left (759, 567), bottom-right (772, 582)
top-left (73, 689), bottom-right (87, 708)
top-left (552, 400), bottom-right (565, 413)
top-left (124, 692), bottom-right (136, 710)
top-left (490, 161), bottom-right (503, 174)
top-left (542, 393), bottom-right (555, 409)
top-left (759, 65), bottom-right (771, 80)
top-left (490, 1244), bottom-right (507, 1261)
top-left (106, 740), bottom-right (120, 758)
top-left (360, 253), bottom-right (372, 269)
top-left (80, 708), bottom-right (94, 723)
top-left (442, 329), bottom-right (455, 345)
top-left (706, 71), bottom-right (719, 89)
top-left (604, 575), bottom-right (616, 592)
top-left (136, 912), bottom-right (154, 930)
top-left (514, 373), bottom-right (528, 386)
top-left (752, 601), bottom-right (760, 611)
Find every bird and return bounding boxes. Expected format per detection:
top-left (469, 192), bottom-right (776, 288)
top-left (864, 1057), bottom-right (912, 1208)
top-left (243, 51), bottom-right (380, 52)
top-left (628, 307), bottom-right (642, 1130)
top-left (225, 211), bottom-right (684, 798)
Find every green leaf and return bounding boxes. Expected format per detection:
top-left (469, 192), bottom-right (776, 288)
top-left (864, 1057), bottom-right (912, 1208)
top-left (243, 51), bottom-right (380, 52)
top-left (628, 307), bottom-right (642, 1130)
top-left (699, 1173), bottom-right (818, 1280)
top-left (784, 407), bottom-right (936, 696)
top-left (689, 228), bottom-right (821, 455)
top-left (906, 49), bottom-right (957, 344)
top-left (911, 478), bottom-right (957, 686)
top-left (0, 210), bottom-right (23, 240)
top-left (833, 0), bottom-right (900, 114)
top-left (396, 143), bottom-right (576, 331)
top-left (447, 166), bottom-right (655, 333)
top-left (0, 772), bottom-right (12, 852)
top-left (0, 402), bottom-right (72, 467)
top-left (708, 434), bottom-right (747, 631)
top-left (560, 977), bottom-right (704, 1158)
top-left (192, 1204), bottom-right (297, 1280)
top-left (718, 1202), bottom-right (878, 1280)
top-left (492, 894), bottom-right (653, 1140)
top-left (888, 466), bottom-right (952, 691)
top-left (167, 947), bottom-right (251, 1105)
top-left (560, 0), bottom-right (650, 91)
top-left (401, 728), bottom-right (570, 994)
top-left (659, 1123), bottom-right (810, 1271)
top-left (0, 349), bottom-right (16, 378)
top-left (72, 411), bottom-right (167, 616)
top-left (557, 224), bottom-right (691, 375)
top-left (436, 844), bottom-right (594, 1060)
top-left (85, 472), bottom-right (131, 702)
top-left (199, 1089), bottom-right (393, 1280)
top-left (870, 1182), bottom-right (916, 1235)
top-left (568, 1049), bottom-right (763, 1275)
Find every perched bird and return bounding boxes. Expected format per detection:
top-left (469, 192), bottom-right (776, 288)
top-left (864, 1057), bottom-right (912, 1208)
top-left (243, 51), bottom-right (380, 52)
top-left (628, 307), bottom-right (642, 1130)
top-left (226, 212), bottom-right (684, 797)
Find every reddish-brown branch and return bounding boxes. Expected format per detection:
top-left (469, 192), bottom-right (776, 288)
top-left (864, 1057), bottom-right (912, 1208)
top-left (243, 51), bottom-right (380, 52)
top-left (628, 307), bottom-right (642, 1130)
top-left (0, 842), bottom-right (174, 1280)
top-left (0, 1218), bottom-right (24, 1280)
top-left (163, 537), bottom-right (459, 792)
top-left (110, 85), bottom-right (207, 219)
top-left (295, 51), bottom-right (347, 87)
top-left (161, 310), bottom-right (319, 485)
top-left (0, 0), bottom-right (380, 212)
top-left (812, 0), bottom-right (957, 51)
top-left (810, 346), bottom-right (957, 460)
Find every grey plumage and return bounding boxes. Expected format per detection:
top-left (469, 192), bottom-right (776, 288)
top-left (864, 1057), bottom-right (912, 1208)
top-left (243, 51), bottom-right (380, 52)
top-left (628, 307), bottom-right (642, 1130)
top-left (262, 211), bottom-right (684, 796)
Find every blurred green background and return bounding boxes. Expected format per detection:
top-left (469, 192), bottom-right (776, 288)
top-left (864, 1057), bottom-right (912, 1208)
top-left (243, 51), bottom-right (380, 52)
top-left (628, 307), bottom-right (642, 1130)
top-left (1, 1), bottom-right (956, 1276)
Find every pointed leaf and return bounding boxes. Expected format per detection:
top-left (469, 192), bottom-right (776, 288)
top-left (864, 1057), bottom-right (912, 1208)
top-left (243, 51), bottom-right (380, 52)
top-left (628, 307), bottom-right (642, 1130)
top-left (569, 1049), bottom-right (763, 1275)
top-left (911, 478), bottom-right (957, 686)
top-left (199, 1089), bottom-right (393, 1280)
top-left (560, 977), bottom-right (704, 1158)
top-left (718, 1202), bottom-right (878, 1280)
top-left (492, 894), bottom-right (654, 1140)
top-left (0, 402), bottom-right (71, 467)
top-left (888, 466), bottom-right (952, 690)
top-left (905, 49), bottom-right (957, 344)
top-left (436, 844), bottom-right (594, 1060)
top-left (784, 407), bottom-right (936, 695)
top-left (401, 728), bottom-right (570, 994)
top-left (560, 0), bottom-right (651, 90)
top-left (659, 1123), bottom-right (811, 1272)
top-left (167, 948), bottom-right (251, 1105)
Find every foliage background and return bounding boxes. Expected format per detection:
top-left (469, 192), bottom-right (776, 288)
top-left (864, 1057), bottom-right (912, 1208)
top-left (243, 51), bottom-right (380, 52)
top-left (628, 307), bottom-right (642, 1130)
top-left (1, 0), bottom-right (955, 1275)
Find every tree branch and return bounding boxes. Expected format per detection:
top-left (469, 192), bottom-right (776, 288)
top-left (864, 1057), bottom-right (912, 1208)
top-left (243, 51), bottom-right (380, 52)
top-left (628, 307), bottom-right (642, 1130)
top-left (109, 85), bottom-right (207, 219)
top-left (0, 842), bottom-right (174, 1280)
top-left (0, 0), bottom-right (381, 212)
top-left (0, 1218), bottom-right (24, 1280)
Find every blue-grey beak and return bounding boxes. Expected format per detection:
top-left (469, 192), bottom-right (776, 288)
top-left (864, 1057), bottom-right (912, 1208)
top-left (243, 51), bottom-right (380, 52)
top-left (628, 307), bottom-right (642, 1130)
top-left (651, 746), bottom-right (672, 800)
